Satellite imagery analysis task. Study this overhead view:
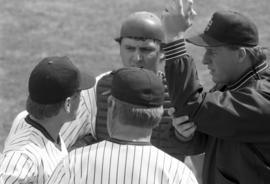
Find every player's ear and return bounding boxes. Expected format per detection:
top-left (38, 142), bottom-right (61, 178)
top-left (107, 95), bottom-right (115, 108)
top-left (159, 42), bottom-right (165, 62)
top-left (64, 97), bottom-right (72, 113)
top-left (160, 52), bottom-right (165, 62)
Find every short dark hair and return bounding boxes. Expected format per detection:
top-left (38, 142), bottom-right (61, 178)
top-left (113, 97), bottom-right (163, 129)
top-left (26, 96), bottom-right (64, 120)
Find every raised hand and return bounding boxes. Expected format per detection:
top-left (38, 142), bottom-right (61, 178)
top-left (161, 0), bottom-right (197, 42)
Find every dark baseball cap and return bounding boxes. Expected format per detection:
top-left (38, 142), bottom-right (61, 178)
top-left (29, 56), bottom-right (95, 104)
top-left (111, 67), bottom-right (164, 107)
top-left (187, 10), bottom-right (258, 47)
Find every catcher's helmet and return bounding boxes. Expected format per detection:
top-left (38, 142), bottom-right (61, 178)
top-left (115, 12), bottom-right (165, 43)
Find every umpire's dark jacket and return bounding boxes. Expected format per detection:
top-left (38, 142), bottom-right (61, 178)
top-left (164, 39), bottom-right (270, 184)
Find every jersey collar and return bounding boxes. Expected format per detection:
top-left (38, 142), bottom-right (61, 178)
top-left (108, 137), bottom-right (151, 146)
top-left (25, 115), bottom-right (61, 145)
top-left (223, 60), bottom-right (268, 91)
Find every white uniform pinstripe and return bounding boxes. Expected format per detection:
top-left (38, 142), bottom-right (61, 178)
top-left (60, 72), bottom-right (110, 150)
top-left (0, 73), bottom-right (109, 184)
top-left (5, 85), bottom-right (97, 152)
top-left (47, 140), bottom-right (198, 184)
top-left (60, 87), bottom-right (97, 149)
top-left (0, 112), bottom-right (68, 184)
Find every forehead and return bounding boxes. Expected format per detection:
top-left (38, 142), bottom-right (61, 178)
top-left (121, 37), bottom-right (160, 47)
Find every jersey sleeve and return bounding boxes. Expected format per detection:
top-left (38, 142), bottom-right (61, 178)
top-left (164, 39), bottom-right (270, 143)
top-left (60, 86), bottom-right (97, 150)
top-left (0, 152), bottom-right (37, 184)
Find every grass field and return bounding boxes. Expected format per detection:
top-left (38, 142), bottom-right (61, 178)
top-left (0, 0), bottom-right (269, 151)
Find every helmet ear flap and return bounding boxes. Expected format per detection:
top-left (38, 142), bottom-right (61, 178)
top-left (115, 12), bottom-right (165, 43)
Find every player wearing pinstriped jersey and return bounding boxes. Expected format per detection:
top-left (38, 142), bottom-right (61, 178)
top-left (0, 56), bottom-right (95, 184)
top-left (61, 71), bottom-right (110, 150)
top-left (47, 140), bottom-right (197, 184)
top-left (59, 86), bottom-right (97, 150)
top-left (70, 12), bottom-right (185, 162)
top-left (48, 67), bottom-right (198, 184)
top-left (0, 112), bottom-right (68, 184)
top-left (7, 77), bottom-right (98, 152)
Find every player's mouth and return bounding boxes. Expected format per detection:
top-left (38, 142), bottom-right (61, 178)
top-left (133, 65), bottom-right (144, 68)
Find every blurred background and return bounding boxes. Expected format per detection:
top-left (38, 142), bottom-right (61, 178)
top-left (0, 0), bottom-right (269, 151)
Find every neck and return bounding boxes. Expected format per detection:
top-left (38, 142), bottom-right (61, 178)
top-left (110, 124), bottom-right (152, 143)
top-left (29, 114), bottom-right (64, 142)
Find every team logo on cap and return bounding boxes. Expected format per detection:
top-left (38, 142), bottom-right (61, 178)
top-left (204, 16), bottom-right (213, 32)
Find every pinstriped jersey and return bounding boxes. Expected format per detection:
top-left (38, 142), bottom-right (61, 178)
top-left (6, 85), bottom-right (97, 153)
top-left (60, 86), bottom-right (97, 150)
top-left (47, 140), bottom-right (198, 184)
top-left (0, 112), bottom-right (68, 184)
top-left (61, 72), bottom-right (111, 150)
top-left (93, 71), bottom-right (185, 161)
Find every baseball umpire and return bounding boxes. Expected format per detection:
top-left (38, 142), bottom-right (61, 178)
top-left (47, 67), bottom-right (198, 184)
top-left (0, 56), bottom-right (95, 184)
top-left (162, 0), bottom-right (270, 183)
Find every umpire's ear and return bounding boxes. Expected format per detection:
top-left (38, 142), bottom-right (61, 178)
top-left (238, 47), bottom-right (247, 63)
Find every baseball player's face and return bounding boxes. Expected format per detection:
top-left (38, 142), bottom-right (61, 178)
top-left (120, 38), bottom-right (162, 73)
top-left (202, 46), bottom-right (240, 84)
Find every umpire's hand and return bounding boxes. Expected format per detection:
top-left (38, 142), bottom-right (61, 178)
top-left (161, 0), bottom-right (197, 42)
top-left (173, 116), bottom-right (197, 141)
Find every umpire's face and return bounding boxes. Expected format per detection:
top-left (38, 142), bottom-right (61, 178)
top-left (202, 46), bottom-right (244, 84)
top-left (120, 38), bottom-right (162, 73)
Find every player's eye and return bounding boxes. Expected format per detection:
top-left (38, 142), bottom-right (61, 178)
top-left (140, 47), bottom-right (154, 53)
top-left (125, 46), bottom-right (136, 51)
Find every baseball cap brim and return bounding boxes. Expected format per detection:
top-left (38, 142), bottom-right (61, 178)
top-left (78, 72), bottom-right (96, 90)
top-left (187, 33), bottom-right (226, 47)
